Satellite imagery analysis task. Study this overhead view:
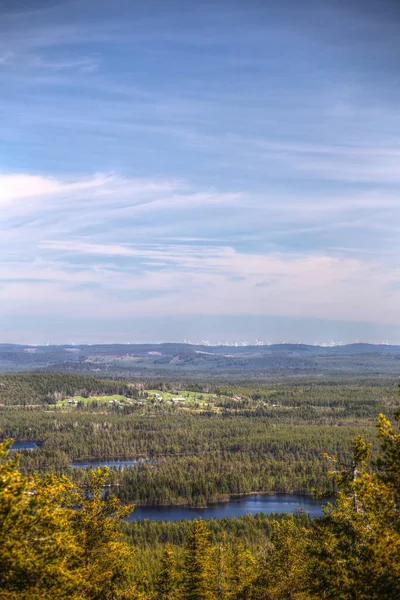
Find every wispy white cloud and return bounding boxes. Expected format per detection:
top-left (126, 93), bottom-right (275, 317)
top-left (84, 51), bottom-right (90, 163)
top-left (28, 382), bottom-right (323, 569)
top-left (0, 169), bottom-right (398, 330)
top-left (1, 240), bottom-right (400, 326)
top-left (0, 51), bottom-right (13, 65)
top-left (1, 170), bottom-right (399, 248)
top-left (32, 56), bottom-right (99, 73)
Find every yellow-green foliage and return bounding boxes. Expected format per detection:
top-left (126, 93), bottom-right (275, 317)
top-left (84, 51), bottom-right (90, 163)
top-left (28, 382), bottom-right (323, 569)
top-left (0, 441), bottom-right (145, 600)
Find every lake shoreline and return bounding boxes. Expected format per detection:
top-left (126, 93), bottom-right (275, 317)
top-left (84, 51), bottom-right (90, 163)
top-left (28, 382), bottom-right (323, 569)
top-left (8, 444), bottom-right (331, 511)
top-left (132, 490), bottom-right (327, 509)
top-left (126, 493), bottom-right (328, 522)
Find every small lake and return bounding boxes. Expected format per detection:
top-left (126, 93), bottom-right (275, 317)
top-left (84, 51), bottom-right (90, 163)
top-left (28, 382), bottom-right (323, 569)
top-left (10, 441), bottom-right (38, 450)
top-left (71, 458), bottom-right (143, 469)
top-left (126, 494), bottom-right (327, 522)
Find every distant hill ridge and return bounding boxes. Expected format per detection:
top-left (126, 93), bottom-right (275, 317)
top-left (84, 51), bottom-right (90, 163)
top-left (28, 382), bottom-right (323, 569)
top-left (0, 342), bottom-right (399, 378)
top-left (0, 341), bottom-right (399, 351)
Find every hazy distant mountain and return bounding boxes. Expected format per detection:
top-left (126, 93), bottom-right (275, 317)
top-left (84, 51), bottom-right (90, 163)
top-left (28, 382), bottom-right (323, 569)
top-left (0, 342), bottom-right (399, 378)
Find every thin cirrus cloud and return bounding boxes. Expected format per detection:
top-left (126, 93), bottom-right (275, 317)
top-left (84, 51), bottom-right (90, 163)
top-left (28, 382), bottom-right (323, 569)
top-left (0, 171), bottom-right (398, 331)
top-left (0, 0), bottom-right (400, 342)
top-left (0, 169), bottom-right (399, 335)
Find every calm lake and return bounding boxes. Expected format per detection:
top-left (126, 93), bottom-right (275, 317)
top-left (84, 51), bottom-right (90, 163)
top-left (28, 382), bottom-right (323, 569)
top-left (11, 441), bottom-right (38, 450)
top-left (6, 450), bottom-right (328, 521)
top-left (71, 459), bottom-right (142, 469)
top-left (126, 494), bottom-right (327, 522)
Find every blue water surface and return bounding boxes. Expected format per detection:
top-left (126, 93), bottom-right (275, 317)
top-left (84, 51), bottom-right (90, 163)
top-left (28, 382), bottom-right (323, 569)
top-left (11, 441), bottom-right (38, 450)
top-left (126, 494), bottom-right (327, 522)
top-left (71, 459), bottom-right (141, 469)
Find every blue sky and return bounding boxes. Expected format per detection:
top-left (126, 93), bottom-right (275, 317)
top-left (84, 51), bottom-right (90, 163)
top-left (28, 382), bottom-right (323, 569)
top-left (1, 0), bottom-right (400, 344)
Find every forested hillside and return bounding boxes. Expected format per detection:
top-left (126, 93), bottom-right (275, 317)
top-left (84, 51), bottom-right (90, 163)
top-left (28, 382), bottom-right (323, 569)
top-left (0, 372), bottom-right (133, 405)
top-left (1, 373), bottom-right (398, 506)
top-left (1, 342), bottom-right (400, 378)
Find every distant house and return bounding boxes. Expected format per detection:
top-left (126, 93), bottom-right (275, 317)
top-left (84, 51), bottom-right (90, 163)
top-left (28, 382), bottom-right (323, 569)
top-left (171, 397), bottom-right (185, 402)
top-left (68, 399), bottom-right (77, 405)
top-left (234, 396), bottom-right (242, 402)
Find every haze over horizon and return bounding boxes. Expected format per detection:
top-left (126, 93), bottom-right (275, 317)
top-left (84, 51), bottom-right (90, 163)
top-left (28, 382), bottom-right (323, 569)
top-left (1, 0), bottom-right (400, 344)
top-left (1, 316), bottom-right (399, 348)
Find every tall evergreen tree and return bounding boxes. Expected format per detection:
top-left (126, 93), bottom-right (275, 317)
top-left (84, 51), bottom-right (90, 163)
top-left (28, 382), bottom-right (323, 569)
top-left (155, 543), bottom-right (180, 599)
top-left (0, 440), bottom-right (81, 600)
top-left (182, 520), bottom-right (213, 600)
top-left (226, 541), bottom-right (256, 600)
top-left (211, 535), bottom-right (229, 600)
top-left (376, 411), bottom-right (400, 502)
top-left (253, 515), bottom-right (309, 600)
top-left (70, 467), bottom-right (141, 599)
top-left (308, 418), bottom-right (400, 599)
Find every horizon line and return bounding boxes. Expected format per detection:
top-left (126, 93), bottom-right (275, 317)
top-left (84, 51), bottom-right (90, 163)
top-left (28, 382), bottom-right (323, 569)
top-left (0, 340), bottom-right (398, 348)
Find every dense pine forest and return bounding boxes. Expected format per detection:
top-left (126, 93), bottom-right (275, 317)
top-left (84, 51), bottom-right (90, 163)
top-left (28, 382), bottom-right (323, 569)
top-left (1, 373), bottom-right (398, 506)
top-left (2, 409), bottom-right (400, 599)
top-left (1, 372), bottom-right (400, 598)
top-left (0, 372), bottom-right (134, 406)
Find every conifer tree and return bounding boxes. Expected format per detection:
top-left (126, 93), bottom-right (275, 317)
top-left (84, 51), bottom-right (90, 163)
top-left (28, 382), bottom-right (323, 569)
top-left (226, 541), bottom-right (256, 600)
top-left (253, 515), bottom-right (309, 600)
top-left (0, 440), bottom-right (81, 599)
top-left (70, 466), bottom-right (141, 599)
top-left (308, 420), bottom-right (400, 599)
top-left (211, 534), bottom-right (229, 600)
top-left (182, 519), bottom-right (214, 600)
top-left (155, 542), bottom-right (180, 599)
top-left (376, 410), bottom-right (400, 501)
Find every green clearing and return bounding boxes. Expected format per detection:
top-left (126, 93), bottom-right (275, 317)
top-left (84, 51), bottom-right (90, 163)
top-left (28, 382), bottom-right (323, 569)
top-left (146, 389), bottom-right (219, 404)
top-left (56, 389), bottom-right (228, 412)
top-left (57, 394), bottom-right (129, 407)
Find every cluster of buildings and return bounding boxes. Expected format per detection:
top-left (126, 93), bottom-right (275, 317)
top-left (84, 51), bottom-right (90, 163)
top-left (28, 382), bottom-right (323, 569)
top-left (153, 393), bottom-right (186, 404)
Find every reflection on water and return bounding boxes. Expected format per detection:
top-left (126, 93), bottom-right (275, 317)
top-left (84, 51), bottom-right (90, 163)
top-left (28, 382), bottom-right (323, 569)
top-left (126, 494), bottom-right (328, 522)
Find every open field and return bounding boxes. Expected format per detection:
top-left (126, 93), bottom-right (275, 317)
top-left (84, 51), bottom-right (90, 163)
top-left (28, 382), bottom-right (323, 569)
top-left (56, 394), bottom-right (129, 407)
top-left (56, 389), bottom-right (231, 412)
